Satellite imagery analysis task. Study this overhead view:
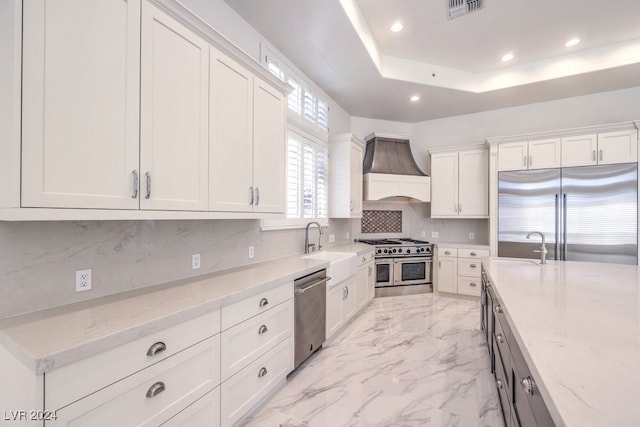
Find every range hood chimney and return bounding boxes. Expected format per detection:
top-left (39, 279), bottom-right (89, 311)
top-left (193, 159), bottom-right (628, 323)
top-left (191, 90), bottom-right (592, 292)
top-left (362, 133), bottom-right (431, 202)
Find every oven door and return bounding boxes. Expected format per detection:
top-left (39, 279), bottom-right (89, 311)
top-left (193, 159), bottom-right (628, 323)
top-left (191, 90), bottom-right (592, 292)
top-left (374, 259), bottom-right (393, 287)
top-left (393, 257), bottom-right (432, 286)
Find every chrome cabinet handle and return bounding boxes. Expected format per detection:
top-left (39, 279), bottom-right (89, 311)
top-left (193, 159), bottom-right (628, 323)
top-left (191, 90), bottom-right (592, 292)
top-left (459, 204), bottom-right (462, 213)
top-left (362, 256), bottom-right (366, 263)
top-left (258, 367), bottom-right (268, 378)
top-left (146, 341), bottom-right (167, 357)
top-left (496, 333), bottom-right (504, 343)
top-left (145, 172), bottom-right (151, 199)
top-left (255, 187), bottom-right (260, 206)
top-left (249, 186), bottom-right (254, 205)
top-left (146, 381), bottom-right (165, 398)
top-left (132, 170), bottom-right (139, 199)
top-left (470, 263), bottom-right (477, 268)
top-left (496, 378), bottom-right (504, 390)
top-left (259, 297), bottom-right (269, 308)
top-left (592, 150), bottom-right (596, 161)
top-left (521, 376), bottom-right (535, 395)
top-left (529, 155), bottom-right (533, 166)
top-left (350, 200), bottom-right (354, 211)
top-left (444, 251), bottom-right (451, 255)
top-left (523, 155), bottom-right (527, 167)
top-left (258, 324), bottom-right (268, 335)
top-left (470, 282), bottom-right (477, 287)
top-left (599, 149), bottom-right (603, 161)
top-left (453, 203), bottom-right (457, 213)
top-left (495, 305), bottom-right (503, 314)
top-left (470, 251), bottom-right (477, 256)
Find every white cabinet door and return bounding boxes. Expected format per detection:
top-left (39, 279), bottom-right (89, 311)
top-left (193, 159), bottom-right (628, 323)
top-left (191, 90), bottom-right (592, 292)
top-left (366, 262), bottom-right (375, 302)
top-left (498, 142), bottom-right (528, 171)
top-left (598, 130), bottom-right (638, 165)
top-left (437, 257), bottom-right (457, 293)
top-left (350, 142), bottom-right (364, 217)
top-left (161, 387), bottom-right (220, 427)
top-left (430, 152), bottom-right (458, 216)
top-left (326, 285), bottom-right (344, 341)
top-left (355, 264), bottom-right (368, 311)
top-left (252, 77), bottom-right (286, 213)
top-left (528, 138), bottom-right (561, 169)
top-left (22, 0), bottom-right (140, 209)
top-left (342, 278), bottom-right (357, 322)
top-left (562, 134), bottom-right (597, 167)
top-left (209, 48), bottom-right (253, 212)
top-left (458, 149), bottom-right (488, 217)
top-left (140, 3), bottom-right (209, 211)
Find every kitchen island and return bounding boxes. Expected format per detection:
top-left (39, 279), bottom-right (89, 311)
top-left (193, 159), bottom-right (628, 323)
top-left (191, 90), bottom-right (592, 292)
top-left (482, 257), bottom-right (640, 426)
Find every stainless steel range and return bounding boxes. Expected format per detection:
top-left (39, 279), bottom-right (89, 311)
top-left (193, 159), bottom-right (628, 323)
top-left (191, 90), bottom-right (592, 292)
top-left (356, 238), bottom-right (434, 297)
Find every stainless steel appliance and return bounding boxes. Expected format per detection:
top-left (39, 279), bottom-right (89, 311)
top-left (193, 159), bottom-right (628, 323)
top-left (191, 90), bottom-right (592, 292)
top-left (498, 163), bottom-right (638, 264)
top-left (294, 269), bottom-right (330, 369)
top-left (357, 238), bottom-right (434, 297)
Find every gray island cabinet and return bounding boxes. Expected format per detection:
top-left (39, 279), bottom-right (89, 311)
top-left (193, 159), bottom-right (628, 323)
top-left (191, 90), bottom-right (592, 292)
top-left (481, 257), bottom-right (640, 427)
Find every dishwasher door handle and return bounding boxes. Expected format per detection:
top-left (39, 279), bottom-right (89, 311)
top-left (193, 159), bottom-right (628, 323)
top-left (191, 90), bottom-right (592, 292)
top-left (295, 277), bottom-right (332, 294)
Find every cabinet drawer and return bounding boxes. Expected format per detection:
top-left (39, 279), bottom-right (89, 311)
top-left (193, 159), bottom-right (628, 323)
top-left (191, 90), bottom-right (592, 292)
top-left (49, 336), bottom-right (220, 426)
top-left (437, 247), bottom-right (457, 257)
top-left (222, 281), bottom-right (292, 330)
top-left (457, 277), bottom-right (481, 296)
top-left (493, 340), bottom-right (511, 426)
top-left (46, 309), bottom-right (221, 410)
top-left (221, 337), bottom-right (291, 427)
top-left (220, 299), bottom-right (293, 381)
top-left (357, 251), bottom-right (374, 266)
top-left (458, 259), bottom-right (481, 277)
top-left (493, 315), bottom-right (511, 389)
top-left (458, 248), bottom-right (489, 258)
top-left (160, 387), bottom-right (220, 427)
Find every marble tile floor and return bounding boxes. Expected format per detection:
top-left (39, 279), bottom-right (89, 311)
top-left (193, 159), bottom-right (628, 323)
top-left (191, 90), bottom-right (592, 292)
top-left (244, 294), bottom-right (504, 427)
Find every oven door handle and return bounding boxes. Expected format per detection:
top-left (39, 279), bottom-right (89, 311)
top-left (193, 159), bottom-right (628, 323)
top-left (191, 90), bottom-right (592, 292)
top-left (393, 258), bottom-right (434, 264)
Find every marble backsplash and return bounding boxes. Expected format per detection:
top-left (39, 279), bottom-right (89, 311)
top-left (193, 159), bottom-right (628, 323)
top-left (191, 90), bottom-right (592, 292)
top-left (0, 219), bottom-right (351, 320)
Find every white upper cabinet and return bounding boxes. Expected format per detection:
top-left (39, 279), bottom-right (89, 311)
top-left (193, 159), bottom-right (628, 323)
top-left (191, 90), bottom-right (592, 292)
top-left (252, 76), bottom-right (286, 213)
top-left (498, 138), bottom-right (561, 171)
top-left (430, 147), bottom-right (488, 218)
top-left (562, 130), bottom-right (638, 167)
top-left (209, 48), bottom-right (254, 212)
top-left (21, 0), bottom-right (141, 209)
top-left (140, 2), bottom-right (209, 211)
top-left (329, 134), bottom-right (364, 218)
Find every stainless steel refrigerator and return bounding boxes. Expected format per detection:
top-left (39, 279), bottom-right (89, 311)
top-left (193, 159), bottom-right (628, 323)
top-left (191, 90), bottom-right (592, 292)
top-left (498, 163), bottom-right (638, 265)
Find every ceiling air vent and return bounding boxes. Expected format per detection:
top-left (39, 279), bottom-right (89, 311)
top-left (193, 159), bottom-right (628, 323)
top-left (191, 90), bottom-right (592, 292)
top-left (448, 0), bottom-right (484, 20)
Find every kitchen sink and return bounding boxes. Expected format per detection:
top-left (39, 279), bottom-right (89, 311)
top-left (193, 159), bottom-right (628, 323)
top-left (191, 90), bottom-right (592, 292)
top-left (302, 251), bottom-right (357, 286)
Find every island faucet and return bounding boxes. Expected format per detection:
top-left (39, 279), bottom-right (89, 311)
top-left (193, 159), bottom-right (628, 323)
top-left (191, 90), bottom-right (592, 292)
top-left (526, 231), bottom-right (547, 264)
top-left (304, 221), bottom-right (324, 254)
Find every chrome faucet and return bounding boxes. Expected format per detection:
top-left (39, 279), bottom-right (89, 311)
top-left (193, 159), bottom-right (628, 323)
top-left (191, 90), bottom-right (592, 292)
top-left (304, 222), bottom-right (324, 254)
top-left (526, 231), bottom-right (547, 264)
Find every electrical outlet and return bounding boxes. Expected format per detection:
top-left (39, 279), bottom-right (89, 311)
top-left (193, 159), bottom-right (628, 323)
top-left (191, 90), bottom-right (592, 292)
top-left (346, 232), bottom-right (350, 240)
top-left (469, 232), bottom-right (475, 240)
top-left (329, 234), bottom-right (335, 243)
top-left (248, 246), bottom-right (255, 259)
top-left (192, 253), bottom-right (201, 270)
top-left (421, 230), bottom-right (426, 238)
top-left (431, 231), bottom-right (439, 238)
top-left (75, 269), bottom-right (92, 292)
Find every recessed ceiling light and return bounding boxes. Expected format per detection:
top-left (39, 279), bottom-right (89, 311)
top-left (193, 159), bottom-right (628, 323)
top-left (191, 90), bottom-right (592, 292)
top-left (565, 38), bottom-right (580, 47)
top-left (390, 22), bottom-right (404, 32)
top-left (501, 52), bottom-right (514, 62)
top-left (410, 95), bottom-right (420, 102)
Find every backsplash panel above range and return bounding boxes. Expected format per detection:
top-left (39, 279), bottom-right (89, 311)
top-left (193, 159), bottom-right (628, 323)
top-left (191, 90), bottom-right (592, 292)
top-left (361, 210), bottom-right (402, 233)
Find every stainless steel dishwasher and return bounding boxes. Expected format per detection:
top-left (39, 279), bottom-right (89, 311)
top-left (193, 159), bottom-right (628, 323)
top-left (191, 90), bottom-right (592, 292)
top-left (294, 269), bottom-right (330, 369)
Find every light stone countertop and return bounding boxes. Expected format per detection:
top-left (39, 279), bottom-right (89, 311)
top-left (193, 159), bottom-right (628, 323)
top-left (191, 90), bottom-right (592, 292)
top-left (0, 253), bottom-right (345, 375)
top-left (482, 257), bottom-right (640, 426)
top-left (433, 242), bottom-right (490, 250)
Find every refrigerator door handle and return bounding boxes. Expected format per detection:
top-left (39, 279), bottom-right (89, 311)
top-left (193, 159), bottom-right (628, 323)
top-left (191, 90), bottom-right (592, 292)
top-left (563, 193), bottom-right (568, 261)
top-left (555, 194), bottom-right (560, 259)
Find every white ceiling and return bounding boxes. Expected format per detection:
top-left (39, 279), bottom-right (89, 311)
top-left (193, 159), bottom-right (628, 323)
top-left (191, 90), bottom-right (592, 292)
top-left (225, 0), bottom-right (640, 122)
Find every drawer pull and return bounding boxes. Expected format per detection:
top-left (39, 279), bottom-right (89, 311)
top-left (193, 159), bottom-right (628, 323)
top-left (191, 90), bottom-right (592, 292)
top-left (444, 250), bottom-right (451, 255)
top-left (494, 305), bottom-right (503, 314)
top-left (521, 376), bottom-right (535, 395)
top-left (470, 263), bottom-right (477, 268)
top-left (496, 378), bottom-right (504, 390)
top-left (258, 324), bottom-right (268, 335)
top-left (496, 333), bottom-right (504, 343)
top-left (470, 251), bottom-right (477, 256)
top-left (470, 282), bottom-right (477, 287)
top-left (258, 367), bottom-right (268, 378)
top-left (259, 297), bottom-right (269, 308)
top-left (146, 341), bottom-right (167, 357)
top-left (146, 381), bottom-right (166, 398)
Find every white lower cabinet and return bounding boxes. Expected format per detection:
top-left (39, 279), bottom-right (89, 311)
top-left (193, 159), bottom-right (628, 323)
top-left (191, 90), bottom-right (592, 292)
top-left (326, 283), bottom-right (345, 340)
top-left (342, 277), bottom-right (357, 322)
top-left (221, 338), bottom-right (292, 427)
top-left (161, 387), bottom-right (220, 427)
top-left (436, 246), bottom-right (488, 296)
top-left (355, 252), bottom-right (375, 311)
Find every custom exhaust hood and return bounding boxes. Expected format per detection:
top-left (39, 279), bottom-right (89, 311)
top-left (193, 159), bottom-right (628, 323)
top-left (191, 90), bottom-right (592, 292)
top-left (362, 133), bottom-right (430, 202)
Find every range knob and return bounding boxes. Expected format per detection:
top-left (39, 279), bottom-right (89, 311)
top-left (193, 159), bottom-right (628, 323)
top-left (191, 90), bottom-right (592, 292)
top-left (377, 249), bottom-right (382, 254)
top-left (397, 248), bottom-right (403, 253)
top-left (392, 249), bottom-right (397, 253)
top-left (383, 249), bottom-right (388, 254)
top-left (406, 249), bottom-right (411, 254)
top-left (419, 247), bottom-right (424, 252)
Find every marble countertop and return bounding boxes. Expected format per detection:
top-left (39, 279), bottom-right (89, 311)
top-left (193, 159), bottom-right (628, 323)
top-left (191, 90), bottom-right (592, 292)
top-left (0, 252), bottom-right (347, 375)
top-left (482, 257), bottom-right (640, 426)
top-left (434, 242), bottom-right (490, 250)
